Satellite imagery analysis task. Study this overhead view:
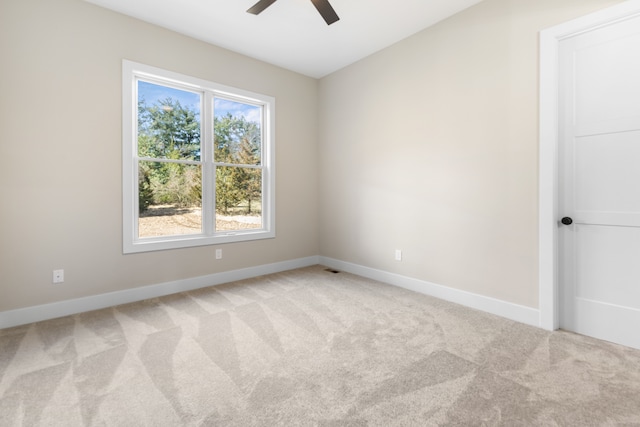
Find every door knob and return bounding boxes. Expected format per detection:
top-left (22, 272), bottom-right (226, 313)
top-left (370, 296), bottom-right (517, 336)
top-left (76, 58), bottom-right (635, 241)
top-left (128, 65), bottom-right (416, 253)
top-left (561, 217), bottom-right (573, 225)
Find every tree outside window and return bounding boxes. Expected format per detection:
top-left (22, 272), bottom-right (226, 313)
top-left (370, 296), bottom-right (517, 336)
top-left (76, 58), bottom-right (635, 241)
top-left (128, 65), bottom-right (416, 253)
top-left (122, 60), bottom-right (274, 253)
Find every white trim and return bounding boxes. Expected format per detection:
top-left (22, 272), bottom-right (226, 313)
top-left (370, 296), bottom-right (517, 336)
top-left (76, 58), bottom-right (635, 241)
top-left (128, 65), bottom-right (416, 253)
top-left (122, 59), bottom-right (276, 254)
top-left (320, 257), bottom-right (539, 327)
top-left (0, 256), bottom-right (320, 329)
top-left (2, 255), bottom-right (542, 330)
top-left (538, 0), bottom-right (640, 331)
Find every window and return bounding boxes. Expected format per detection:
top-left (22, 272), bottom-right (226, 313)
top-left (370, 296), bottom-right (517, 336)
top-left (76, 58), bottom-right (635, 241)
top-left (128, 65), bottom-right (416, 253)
top-left (122, 60), bottom-right (275, 253)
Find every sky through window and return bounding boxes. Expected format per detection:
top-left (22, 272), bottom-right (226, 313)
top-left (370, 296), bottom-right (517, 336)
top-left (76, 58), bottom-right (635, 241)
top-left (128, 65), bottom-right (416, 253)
top-left (138, 80), bottom-right (260, 123)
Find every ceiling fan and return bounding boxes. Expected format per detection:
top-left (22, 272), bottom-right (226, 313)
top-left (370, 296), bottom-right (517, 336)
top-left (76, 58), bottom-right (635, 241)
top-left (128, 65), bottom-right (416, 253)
top-left (247, 0), bottom-right (340, 26)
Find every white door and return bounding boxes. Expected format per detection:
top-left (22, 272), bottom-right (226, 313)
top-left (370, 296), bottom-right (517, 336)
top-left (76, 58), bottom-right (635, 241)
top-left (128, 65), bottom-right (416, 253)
top-left (559, 13), bottom-right (640, 349)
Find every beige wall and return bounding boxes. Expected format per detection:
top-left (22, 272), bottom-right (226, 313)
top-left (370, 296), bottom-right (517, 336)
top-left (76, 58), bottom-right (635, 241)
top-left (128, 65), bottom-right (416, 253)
top-left (0, 0), bottom-right (319, 311)
top-left (0, 0), bottom-right (626, 315)
top-left (318, 0), bottom-right (623, 308)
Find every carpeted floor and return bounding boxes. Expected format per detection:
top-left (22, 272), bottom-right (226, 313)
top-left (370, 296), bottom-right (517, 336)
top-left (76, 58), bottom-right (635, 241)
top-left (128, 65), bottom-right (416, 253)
top-left (1, 265), bottom-right (640, 426)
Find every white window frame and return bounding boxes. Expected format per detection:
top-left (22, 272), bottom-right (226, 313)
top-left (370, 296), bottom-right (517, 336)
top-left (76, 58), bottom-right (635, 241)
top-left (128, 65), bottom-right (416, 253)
top-left (122, 60), bottom-right (275, 254)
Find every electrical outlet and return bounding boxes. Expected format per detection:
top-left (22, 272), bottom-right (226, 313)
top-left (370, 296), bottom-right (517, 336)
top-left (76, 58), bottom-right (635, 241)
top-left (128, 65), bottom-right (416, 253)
top-left (215, 249), bottom-right (222, 260)
top-left (53, 269), bottom-right (64, 283)
top-left (395, 249), bottom-right (402, 261)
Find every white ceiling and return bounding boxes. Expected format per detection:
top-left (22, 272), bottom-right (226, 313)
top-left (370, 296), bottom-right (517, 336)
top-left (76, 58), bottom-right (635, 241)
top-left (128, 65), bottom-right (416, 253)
top-left (84, 0), bottom-right (484, 78)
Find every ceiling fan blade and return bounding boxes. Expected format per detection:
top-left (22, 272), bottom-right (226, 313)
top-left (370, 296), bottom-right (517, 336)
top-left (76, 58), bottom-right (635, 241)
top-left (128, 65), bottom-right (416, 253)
top-left (247, 0), bottom-right (278, 15)
top-left (310, 0), bottom-right (340, 25)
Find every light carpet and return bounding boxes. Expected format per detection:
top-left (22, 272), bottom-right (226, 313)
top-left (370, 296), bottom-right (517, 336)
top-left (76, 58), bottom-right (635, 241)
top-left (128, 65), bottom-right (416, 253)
top-left (1, 265), bottom-right (640, 426)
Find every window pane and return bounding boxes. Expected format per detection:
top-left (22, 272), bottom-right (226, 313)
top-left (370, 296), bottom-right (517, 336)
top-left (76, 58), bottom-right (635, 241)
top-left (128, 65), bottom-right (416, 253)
top-left (215, 166), bottom-right (262, 231)
top-left (214, 98), bottom-right (261, 165)
top-left (138, 161), bottom-right (202, 238)
top-left (138, 80), bottom-right (201, 161)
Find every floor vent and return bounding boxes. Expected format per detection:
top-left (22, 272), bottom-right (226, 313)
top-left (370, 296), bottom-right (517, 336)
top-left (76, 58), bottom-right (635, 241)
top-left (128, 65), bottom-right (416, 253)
top-left (324, 268), bottom-right (340, 274)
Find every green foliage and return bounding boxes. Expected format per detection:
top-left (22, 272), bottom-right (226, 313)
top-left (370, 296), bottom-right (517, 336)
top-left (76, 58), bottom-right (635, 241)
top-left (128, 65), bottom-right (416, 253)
top-left (137, 100), bottom-right (261, 216)
top-left (150, 162), bottom-right (201, 208)
top-left (216, 167), bottom-right (242, 214)
top-left (138, 98), bottom-right (202, 213)
top-left (139, 98), bottom-right (200, 160)
top-left (214, 113), bottom-right (261, 215)
top-left (138, 164), bottom-right (154, 213)
top-left (235, 137), bottom-right (262, 214)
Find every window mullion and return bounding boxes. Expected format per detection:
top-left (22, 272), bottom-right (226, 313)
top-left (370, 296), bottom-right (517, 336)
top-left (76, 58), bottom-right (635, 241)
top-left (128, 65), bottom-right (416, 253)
top-left (201, 91), bottom-right (214, 236)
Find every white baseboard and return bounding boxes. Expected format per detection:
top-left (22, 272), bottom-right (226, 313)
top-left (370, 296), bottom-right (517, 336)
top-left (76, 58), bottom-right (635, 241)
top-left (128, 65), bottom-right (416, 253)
top-left (0, 256), bottom-right (321, 329)
top-left (1, 255), bottom-right (540, 330)
top-left (319, 257), bottom-right (540, 327)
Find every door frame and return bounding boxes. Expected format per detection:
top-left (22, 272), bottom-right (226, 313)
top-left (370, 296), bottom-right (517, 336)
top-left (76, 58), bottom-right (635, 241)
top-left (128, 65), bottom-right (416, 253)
top-left (538, 0), bottom-right (640, 330)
